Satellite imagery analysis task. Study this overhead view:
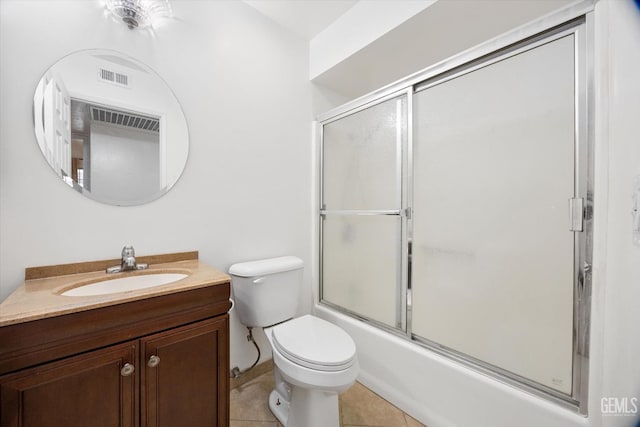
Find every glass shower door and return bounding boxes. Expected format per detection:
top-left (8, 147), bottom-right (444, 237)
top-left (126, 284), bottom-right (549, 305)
top-left (411, 35), bottom-right (576, 394)
top-left (316, 19), bottom-right (590, 409)
top-left (320, 93), bottom-right (408, 330)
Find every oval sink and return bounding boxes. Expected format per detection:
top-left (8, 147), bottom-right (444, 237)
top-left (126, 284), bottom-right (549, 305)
top-left (61, 272), bottom-right (189, 297)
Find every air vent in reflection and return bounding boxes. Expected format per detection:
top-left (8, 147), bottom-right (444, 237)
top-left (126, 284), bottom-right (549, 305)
top-left (98, 68), bottom-right (129, 87)
top-left (89, 106), bottom-right (159, 132)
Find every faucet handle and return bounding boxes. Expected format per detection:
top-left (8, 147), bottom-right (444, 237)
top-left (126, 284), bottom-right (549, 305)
top-left (122, 245), bottom-right (135, 258)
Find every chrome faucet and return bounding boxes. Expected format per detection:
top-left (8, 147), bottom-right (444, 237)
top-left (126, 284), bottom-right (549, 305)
top-left (106, 245), bottom-right (149, 274)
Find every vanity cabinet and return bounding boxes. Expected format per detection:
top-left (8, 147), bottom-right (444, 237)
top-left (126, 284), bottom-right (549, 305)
top-left (0, 283), bottom-right (231, 427)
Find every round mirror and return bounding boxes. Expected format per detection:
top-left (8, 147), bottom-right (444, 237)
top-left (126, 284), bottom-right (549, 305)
top-left (33, 49), bottom-right (189, 206)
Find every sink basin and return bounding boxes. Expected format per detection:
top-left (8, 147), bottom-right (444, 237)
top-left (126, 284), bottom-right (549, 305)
top-left (61, 272), bottom-right (189, 297)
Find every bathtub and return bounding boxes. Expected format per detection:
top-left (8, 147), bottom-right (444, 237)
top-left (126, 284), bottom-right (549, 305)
top-left (314, 305), bottom-right (592, 427)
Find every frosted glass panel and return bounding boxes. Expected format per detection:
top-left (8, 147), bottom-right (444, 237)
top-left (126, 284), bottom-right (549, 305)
top-left (412, 36), bottom-right (575, 394)
top-left (322, 215), bottom-right (401, 328)
top-left (322, 96), bottom-right (406, 210)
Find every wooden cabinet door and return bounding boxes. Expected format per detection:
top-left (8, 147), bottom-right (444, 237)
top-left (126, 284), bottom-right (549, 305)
top-left (141, 316), bottom-right (229, 427)
top-left (0, 341), bottom-right (137, 427)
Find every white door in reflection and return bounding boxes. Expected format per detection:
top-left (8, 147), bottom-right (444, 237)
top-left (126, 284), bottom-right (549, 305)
top-left (39, 73), bottom-right (71, 180)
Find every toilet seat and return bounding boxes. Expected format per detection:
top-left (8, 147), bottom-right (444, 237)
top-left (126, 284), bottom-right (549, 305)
top-left (272, 315), bottom-right (356, 372)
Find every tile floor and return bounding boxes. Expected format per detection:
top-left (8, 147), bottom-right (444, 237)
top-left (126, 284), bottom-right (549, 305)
top-left (230, 369), bottom-right (427, 427)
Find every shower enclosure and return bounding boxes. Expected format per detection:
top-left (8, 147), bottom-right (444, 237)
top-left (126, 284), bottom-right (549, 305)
top-left (318, 17), bottom-right (591, 412)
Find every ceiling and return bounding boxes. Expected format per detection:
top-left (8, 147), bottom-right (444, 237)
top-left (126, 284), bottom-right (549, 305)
top-left (244, 0), bottom-right (358, 40)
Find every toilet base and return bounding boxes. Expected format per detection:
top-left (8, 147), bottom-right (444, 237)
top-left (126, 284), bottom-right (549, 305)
top-left (269, 389), bottom-right (290, 425)
top-left (268, 385), bottom-right (340, 427)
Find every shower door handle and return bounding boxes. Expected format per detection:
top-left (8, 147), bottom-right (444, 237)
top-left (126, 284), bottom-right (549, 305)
top-left (568, 198), bottom-right (584, 232)
top-left (319, 209), bottom-right (402, 216)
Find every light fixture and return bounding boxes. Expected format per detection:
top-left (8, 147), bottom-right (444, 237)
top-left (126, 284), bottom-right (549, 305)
top-left (106, 0), bottom-right (172, 30)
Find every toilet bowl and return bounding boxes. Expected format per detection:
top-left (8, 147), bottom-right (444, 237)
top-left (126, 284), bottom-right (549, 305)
top-left (228, 256), bottom-right (359, 427)
top-left (265, 315), bottom-right (358, 427)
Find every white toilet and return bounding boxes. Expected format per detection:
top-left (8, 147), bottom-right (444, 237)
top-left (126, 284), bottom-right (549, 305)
top-left (229, 256), bottom-right (358, 427)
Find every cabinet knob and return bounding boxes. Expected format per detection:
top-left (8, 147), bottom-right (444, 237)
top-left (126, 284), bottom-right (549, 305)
top-left (120, 363), bottom-right (135, 377)
top-left (147, 355), bottom-right (161, 368)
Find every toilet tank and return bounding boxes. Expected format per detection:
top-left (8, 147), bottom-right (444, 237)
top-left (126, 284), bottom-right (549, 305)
top-left (229, 256), bottom-right (303, 328)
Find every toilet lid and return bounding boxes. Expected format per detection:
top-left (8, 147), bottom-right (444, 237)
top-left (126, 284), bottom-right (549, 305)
top-left (272, 315), bottom-right (356, 372)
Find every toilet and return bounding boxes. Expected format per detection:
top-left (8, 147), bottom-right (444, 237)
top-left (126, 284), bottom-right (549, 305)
top-left (229, 256), bottom-right (358, 427)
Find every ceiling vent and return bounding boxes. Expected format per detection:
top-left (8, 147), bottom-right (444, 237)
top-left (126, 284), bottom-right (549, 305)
top-left (98, 68), bottom-right (130, 87)
top-left (90, 105), bottom-right (160, 132)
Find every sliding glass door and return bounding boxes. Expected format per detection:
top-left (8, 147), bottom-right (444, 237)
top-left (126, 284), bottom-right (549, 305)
top-left (320, 93), bottom-right (408, 329)
top-left (318, 17), bottom-right (590, 411)
top-left (412, 34), bottom-right (576, 394)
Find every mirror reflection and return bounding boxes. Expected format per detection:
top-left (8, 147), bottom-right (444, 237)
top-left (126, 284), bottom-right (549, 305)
top-left (33, 49), bottom-right (189, 206)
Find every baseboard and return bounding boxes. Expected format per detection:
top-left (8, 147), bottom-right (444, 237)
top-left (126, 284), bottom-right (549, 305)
top-left (230, 359), bottom-right (274, 389)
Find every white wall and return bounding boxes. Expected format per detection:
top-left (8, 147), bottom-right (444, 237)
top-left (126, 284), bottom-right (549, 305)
top-left (309, 0), bottom-right (434, 79)
top-left (0, 0), bottom-right (312, 372)
top-left (597, 1), bottom-right (640, 426)
top-left (312, 0), bottom-right (576, 99)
